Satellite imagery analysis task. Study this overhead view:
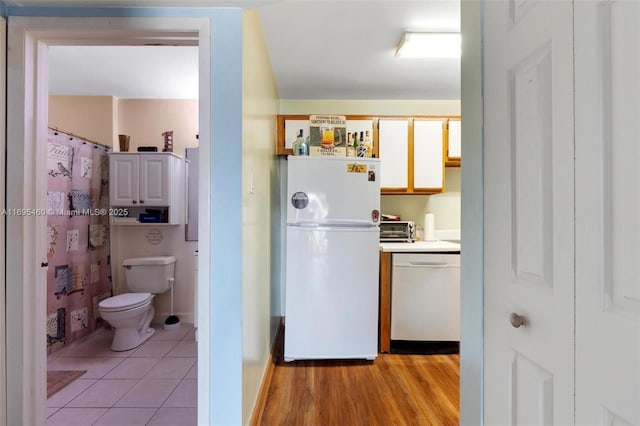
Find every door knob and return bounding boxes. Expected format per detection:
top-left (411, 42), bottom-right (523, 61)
top-left (510, 312), bottom-right (527, 328)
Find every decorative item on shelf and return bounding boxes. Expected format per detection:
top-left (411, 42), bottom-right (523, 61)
top-left (292, 129), bottom-right (309, 156)
top-left (309, 115), bottom-right (346, 157)
top-left (346, 132), bottom-right (356, 157)
top-left (137, 146), bottom-right (158, 152)
top-left (138, 208), bottom-right (166, 223)
top-left (356, 131), bottom-right (367, 157)
top-left (162, 130), bottom-right (174, 153)
top-left (118, 134), bottom-right (130, 152)
top-left (364, 130), bottom-right (373, 157)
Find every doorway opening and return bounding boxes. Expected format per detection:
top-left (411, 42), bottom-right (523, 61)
top-left (44, 44), bottom-right (200, 424)
top-left (5, 16), bottom-right (217, 425)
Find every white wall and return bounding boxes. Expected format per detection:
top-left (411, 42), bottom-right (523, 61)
top-left (279, 99), bottom-right (460, 116)
top-left (49, 95), bottom-right (116, 146)
top-left (241, 10), bottom-right (280, 425)
top-left (380, 167), bottom-right (461, 231)
top-left (117, 99), bottom-right (199, 156)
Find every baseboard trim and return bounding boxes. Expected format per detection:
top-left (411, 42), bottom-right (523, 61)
top-left (249, 317), bottom-right (284, 426)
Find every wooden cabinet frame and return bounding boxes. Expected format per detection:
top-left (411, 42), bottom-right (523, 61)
top-left (377, 116), bottom-right (449, 195)
top-left (277, 114), bottom-right (379, 157)
top-left (277, 114), bottom-right (459, 195)
top-left (444, 117), bottom-right (461, 167)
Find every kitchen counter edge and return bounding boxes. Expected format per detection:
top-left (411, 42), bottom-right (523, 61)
top-left (379, 241), bottom-right (461, 253)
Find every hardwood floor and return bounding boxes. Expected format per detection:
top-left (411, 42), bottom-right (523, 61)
top-left (260, 337), bottom-right (459, 426)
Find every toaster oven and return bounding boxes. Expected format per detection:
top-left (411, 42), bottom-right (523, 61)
top-left (379, 221), bottom-right (415, 242)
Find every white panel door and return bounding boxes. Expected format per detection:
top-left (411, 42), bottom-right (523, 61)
top-left (413, 119), bottom-right (444, 190)
top-left (378, 119), bottom-right (408, 190)
top-left (483, 1), bottom-right (574, 425)
top-left (575, 1), bottom-right (640, 424)
top-left (139, 154), bottom-right (170, 205)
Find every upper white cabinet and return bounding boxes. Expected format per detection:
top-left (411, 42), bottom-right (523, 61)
top-left (109, 152), bottom-right (185, 224)
top-left (276, 114), bottom-right (450, 194)
top-left (379, 119), bottom-right (409, 190)
top-left (378, 118), bottom-right (444, 195)
top-left (413, 119), bottom-right (445, 191)
top-left (446, 118), bottom-right (461, 167)
top-left (138, 154), bottom-right (172, 205)
top-left (110, 154), bottom-right (139, 205)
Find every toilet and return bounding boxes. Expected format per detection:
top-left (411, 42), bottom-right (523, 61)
top-left (99, 256), bottom-right (176, 351)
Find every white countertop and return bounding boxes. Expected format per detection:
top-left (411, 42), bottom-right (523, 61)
top-left (379, 240), bottom-right (461, 253)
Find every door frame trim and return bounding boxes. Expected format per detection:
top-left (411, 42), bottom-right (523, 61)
top-left (0, 15), bottom-right (6, 426)
top-left (5, 15), bottom-right (220, 425)
top-left (460, 1), bottom-right (484, 424)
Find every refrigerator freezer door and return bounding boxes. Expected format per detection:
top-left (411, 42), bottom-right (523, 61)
top-left (284, 225), bottom-right (379, 360)
top-left (287, 156), bottom-right (381, 225)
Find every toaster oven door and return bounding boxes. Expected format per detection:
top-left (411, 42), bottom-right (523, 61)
top-left (380, 222), bottom-right (410, 241)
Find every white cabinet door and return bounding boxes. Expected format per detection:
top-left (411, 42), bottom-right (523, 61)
top-left (413, 119), bottom-right (444, 191)
top-left (378, 119), bottom-right (408, 190)
top-left (447, 118), bottom-right (461, 163)
top-left (109, 154), bottom-right (139, 206)
top-left (139, 154), bottom-right (170, 206)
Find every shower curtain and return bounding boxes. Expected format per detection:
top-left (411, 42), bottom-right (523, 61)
top-left (46, 128), bottom-right (112, 355)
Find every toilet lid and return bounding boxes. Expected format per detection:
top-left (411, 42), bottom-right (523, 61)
top-left (99, 293), bottom-right (152, 312)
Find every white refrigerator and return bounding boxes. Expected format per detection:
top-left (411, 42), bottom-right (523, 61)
top-left (284, 156), bottom-right (381, 361)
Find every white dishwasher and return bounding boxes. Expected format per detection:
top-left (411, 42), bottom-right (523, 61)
top-left (391, 252), bottom-right (460, 341)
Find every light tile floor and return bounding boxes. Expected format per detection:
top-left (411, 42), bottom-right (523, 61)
top-left (47, 324), bottom-right (197, 426)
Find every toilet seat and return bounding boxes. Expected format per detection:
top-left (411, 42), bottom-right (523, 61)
top-left (99, 293), bottom-right (152, 313)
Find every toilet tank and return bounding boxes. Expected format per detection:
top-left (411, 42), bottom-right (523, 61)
top-left (123, 256), bottom-right (176, 294)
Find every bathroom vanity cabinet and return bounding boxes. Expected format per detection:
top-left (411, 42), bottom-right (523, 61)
top-left (109, 152), bottom-right (185, 225)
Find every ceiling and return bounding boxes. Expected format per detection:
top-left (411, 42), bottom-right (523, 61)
top-left (49, 46), bottom-right (200, 99)
top-left (47, 1), bottom-right (461, 100)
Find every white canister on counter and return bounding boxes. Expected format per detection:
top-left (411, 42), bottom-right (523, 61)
top-left (424, 212), bottom-right (436, 241)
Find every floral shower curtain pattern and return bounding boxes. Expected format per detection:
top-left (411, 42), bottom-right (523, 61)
top-left (46, 128), bottom-right (112, 354)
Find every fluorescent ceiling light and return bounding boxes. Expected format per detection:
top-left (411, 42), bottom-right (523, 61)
top-left (395, 32), bottom-right (461, 59)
